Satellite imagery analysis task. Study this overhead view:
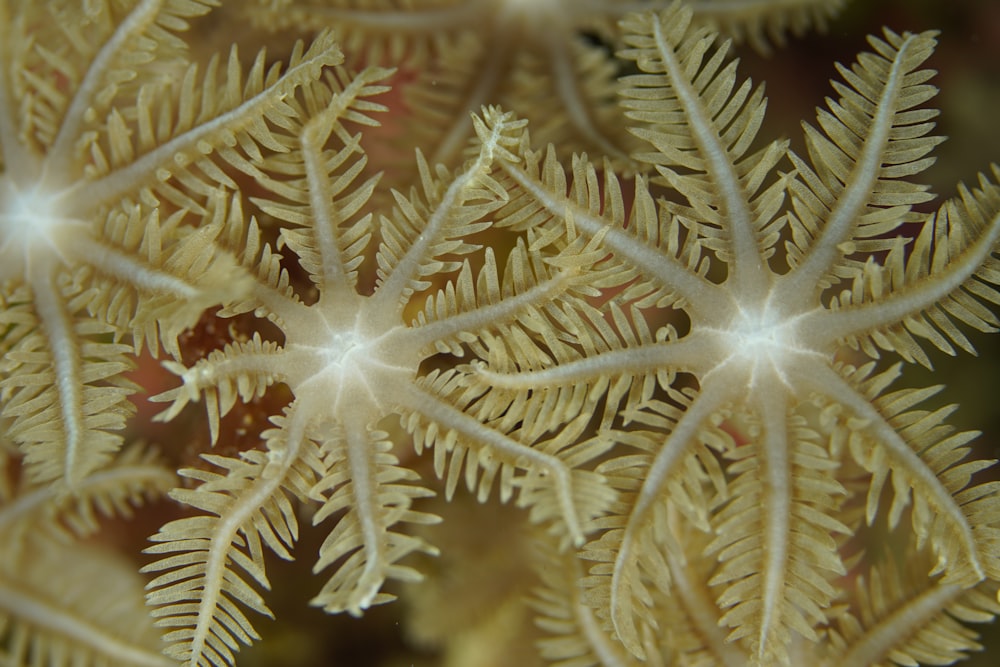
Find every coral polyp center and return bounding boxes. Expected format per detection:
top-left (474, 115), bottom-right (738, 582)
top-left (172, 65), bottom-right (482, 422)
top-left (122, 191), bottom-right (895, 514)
top-left (321, 330), bottom-right (365, 370)
top-left (735, 309), bottom-right (791, 356)
top-left (0, 180), bottom-right (82, 280)
top-left (285, 303), bottom-right (418, 418)
top-left (709, 304), bottom-right (816, 387)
